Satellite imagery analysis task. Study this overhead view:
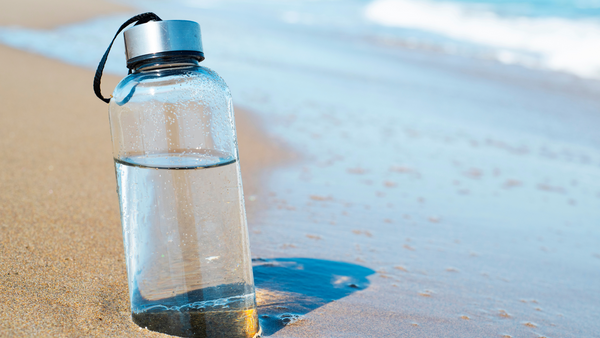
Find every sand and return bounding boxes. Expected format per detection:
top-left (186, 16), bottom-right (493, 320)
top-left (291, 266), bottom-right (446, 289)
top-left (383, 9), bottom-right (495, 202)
top-left (0, 3), bottom-right (287, 336)
top-left (0, 0), bottom-right (132, 29)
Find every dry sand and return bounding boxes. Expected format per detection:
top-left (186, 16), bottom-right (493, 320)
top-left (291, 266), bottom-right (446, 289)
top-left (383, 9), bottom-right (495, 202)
top-left (0, 3), bottom-right (289, 335)
top-left (0, 0), bottom-right (132, 29)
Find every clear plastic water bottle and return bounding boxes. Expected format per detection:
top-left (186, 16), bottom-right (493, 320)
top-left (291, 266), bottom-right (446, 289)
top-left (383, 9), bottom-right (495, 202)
top-left (94, 14), bottom-right (260, 338)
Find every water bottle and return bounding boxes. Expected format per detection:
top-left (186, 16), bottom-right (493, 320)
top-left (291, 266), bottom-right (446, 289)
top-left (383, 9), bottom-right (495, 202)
top-left (93, 13), bottom-right (260, 338)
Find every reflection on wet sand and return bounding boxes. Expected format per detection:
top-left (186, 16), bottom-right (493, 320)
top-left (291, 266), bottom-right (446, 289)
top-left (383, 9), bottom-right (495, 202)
top-left (253, 258), bottom-right (374, 336)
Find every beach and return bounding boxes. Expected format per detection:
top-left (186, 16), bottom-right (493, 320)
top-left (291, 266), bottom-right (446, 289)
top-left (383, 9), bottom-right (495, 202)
top-left (1, 0), bottom-right (600, 337)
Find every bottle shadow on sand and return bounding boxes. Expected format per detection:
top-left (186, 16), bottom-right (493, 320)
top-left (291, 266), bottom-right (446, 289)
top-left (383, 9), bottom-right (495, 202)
top-left (252, 258), bottom-right (375, 336)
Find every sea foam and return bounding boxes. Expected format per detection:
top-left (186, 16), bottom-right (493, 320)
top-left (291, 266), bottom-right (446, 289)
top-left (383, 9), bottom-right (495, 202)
top-left (365, 0), bottom-right (600, 79)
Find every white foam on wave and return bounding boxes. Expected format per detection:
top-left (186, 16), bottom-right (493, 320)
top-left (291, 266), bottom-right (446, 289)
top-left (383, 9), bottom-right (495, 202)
top-left (0, 15), bottom-right (129, 76)
top-left (365, 0), bottom-right (600, 79)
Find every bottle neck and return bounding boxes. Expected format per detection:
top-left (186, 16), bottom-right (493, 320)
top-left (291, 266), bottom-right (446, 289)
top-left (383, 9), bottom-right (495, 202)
top-left (130, 55), bottom-right (201, 73)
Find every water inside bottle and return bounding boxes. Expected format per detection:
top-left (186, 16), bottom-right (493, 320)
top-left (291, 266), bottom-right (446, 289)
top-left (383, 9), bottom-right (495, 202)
top-left (115, 150), bottom-right (259, 338)
top-left (131, 290), bottom-right (259, 338)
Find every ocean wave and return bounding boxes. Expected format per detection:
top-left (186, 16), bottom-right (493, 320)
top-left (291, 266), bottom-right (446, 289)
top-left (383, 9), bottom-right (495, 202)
top-left (365, 0), bottom-right (600, 79)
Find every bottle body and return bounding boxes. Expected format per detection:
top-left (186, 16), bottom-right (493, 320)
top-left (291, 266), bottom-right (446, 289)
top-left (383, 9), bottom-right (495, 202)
top-left (109, 61), bottom-right (259, 338)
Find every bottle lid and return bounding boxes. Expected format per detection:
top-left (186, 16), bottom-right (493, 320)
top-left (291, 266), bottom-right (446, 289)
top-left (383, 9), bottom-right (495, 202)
top-left (123, 20), bottom-right (204, 68)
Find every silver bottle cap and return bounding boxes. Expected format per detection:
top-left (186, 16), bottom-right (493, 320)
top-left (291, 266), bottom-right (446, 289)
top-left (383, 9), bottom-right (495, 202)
top-left (123, 20), bottom-right (204, 68)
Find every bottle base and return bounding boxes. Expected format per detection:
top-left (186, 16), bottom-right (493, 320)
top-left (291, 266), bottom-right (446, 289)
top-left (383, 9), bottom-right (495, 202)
top-left (132, 308), bottom-right (260, 338)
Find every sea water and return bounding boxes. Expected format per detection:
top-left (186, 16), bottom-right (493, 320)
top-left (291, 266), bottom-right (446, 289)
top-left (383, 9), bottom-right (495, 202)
top-left (2, 0), bottom-right (600, 80)
top-left (115, 152), bottom-right (259, 338)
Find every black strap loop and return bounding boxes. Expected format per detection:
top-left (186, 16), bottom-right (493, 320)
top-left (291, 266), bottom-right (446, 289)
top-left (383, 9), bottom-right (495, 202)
top-left (93, 12), bottom-right (162, 103)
